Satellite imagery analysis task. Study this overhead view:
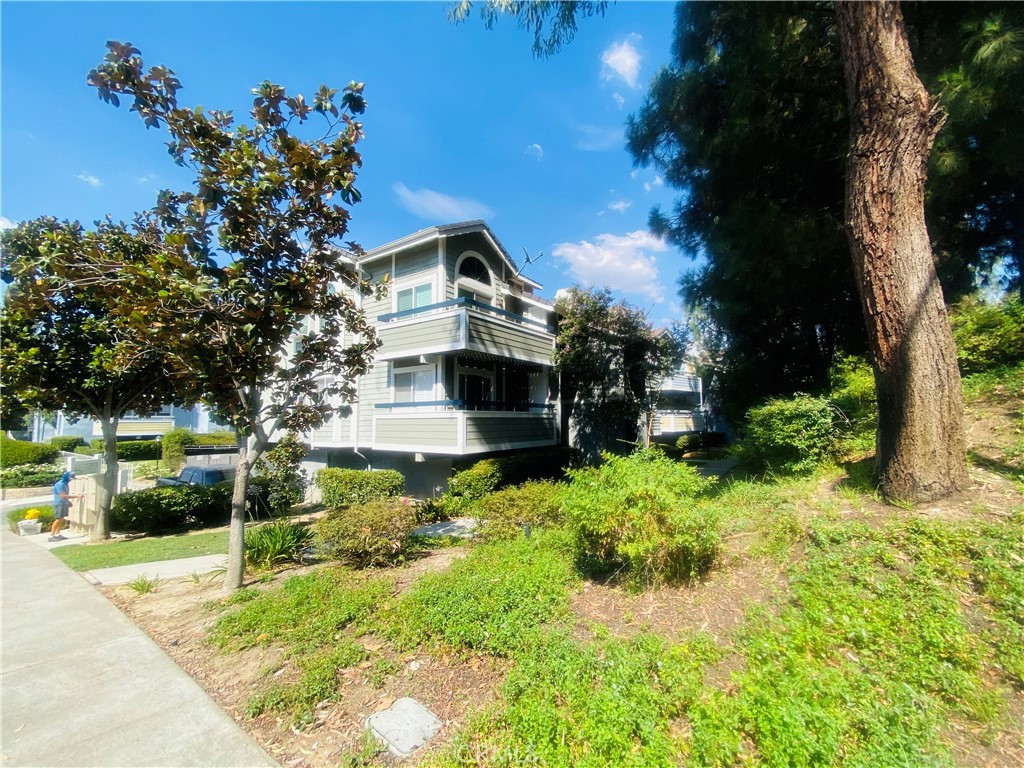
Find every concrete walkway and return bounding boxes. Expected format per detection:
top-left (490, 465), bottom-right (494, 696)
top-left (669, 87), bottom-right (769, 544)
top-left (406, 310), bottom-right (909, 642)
top-left (1, 530), bottom-right (278, 768)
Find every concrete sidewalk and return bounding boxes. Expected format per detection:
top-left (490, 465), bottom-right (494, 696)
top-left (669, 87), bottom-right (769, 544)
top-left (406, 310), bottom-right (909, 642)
top-left (1, 530), bottom-right (278, 767)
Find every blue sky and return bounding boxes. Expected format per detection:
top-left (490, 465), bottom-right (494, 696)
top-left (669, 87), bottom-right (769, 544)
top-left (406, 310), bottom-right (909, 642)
top-left (1, 1), bottom-right (691, 324)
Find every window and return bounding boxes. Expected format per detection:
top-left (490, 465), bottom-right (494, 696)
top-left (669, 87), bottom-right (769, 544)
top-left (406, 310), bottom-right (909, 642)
top-left (396, 283), bottom-right (433, 313)
top-left (455, 253), bottom-right (494, 306)
top-left (393, 365), bottom-right (436, 405)
top-left (457, 256), bottom-right (490, 285)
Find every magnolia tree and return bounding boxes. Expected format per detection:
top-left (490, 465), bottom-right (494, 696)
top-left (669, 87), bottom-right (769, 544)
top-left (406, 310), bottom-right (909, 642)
top-left (554, 286), bottom-right (685, 454)
top-left (86, 42), bottom-right (383, 590)
top-left (0, 217), bottom-right (187, 539)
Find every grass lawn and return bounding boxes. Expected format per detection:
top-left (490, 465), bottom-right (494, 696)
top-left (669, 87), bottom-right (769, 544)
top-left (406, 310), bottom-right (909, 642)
top-left (52, 529), bottom-right (228, 571)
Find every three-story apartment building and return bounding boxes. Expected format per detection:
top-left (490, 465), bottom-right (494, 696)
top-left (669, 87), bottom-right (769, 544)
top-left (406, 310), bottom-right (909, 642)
top-left (303, 220), bottom-right (560, 495)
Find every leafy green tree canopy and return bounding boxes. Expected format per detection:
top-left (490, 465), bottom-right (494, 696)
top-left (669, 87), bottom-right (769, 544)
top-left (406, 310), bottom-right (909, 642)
top-left (554, 286), bottom-right (685, 453)
top-left (86, 41), bottom-right (383, 588)
top-left (1, 217), bottom-right (189, 538)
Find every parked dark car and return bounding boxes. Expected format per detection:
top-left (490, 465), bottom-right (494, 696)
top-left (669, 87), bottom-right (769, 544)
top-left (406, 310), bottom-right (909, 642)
top-left (156, 465), bottom-right (237, 488)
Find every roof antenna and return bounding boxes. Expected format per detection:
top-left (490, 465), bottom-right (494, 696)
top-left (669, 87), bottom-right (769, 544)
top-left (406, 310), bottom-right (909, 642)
top-left (515, 247), bottom-right (543, 278)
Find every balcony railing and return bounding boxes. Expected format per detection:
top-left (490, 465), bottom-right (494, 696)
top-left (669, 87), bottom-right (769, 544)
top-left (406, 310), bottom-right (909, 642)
top-left (376, 399), bottom-right (554, 413)
top-left (378, 297), bottom-right (552, 332)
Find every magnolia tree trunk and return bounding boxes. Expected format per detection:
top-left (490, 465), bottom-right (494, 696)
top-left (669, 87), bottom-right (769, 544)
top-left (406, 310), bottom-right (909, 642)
top-left (224, 433), bottom-right (265, 592)
top-left (96, 417), bottom-right (119, 540)
top-left (835, 1), bottom-right (969, 502)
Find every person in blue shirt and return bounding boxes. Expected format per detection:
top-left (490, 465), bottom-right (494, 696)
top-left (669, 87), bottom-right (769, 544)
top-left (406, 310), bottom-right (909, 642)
top-left (50, 471), bottom-right (83, 542)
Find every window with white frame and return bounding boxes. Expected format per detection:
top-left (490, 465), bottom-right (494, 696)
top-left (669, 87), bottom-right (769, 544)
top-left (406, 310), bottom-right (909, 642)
top-left (395, 282), bottom-right (433, 314)
top-left (455, 253), bottom-right (494, 306)
top-left (392, 364), bottom-right (437, 406)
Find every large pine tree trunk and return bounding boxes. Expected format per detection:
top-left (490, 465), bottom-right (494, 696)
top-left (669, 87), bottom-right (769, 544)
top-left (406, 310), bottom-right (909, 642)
top-left (835, 1), bottom-right (969, 502)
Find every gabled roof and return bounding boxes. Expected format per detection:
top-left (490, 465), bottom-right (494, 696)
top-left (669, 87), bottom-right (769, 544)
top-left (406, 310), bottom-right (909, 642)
top-left (359, 220), bottom-right (542, 290)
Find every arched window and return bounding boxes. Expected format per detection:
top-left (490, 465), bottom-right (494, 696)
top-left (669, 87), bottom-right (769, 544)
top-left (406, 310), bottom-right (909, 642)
top-left (455, 252), bottom-right (494, 305)
top-left (458, 256), bottom-right (491, 285)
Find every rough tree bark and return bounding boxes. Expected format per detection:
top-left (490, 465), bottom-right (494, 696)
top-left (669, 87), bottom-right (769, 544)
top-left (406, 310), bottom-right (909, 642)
top-left (835, 0), bottom-right (969, 502)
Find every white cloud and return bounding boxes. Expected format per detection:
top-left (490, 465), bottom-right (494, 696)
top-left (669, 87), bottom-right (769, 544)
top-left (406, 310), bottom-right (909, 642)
top-left (601, 34), bottom-right (643, 89)
top-left (644, 175), bottom-right (664, 192)
top-left (0, 216), bottom-right (15, 231)
top-left (525, 143), bottom-right (544, 161)
top-left (75, 173), bottom-right (101, 188)
top-left (136, 173), bottom-right (157, 184)
top-left (574, 124), bottom-right (622, 152)
top-left (553, 230), bottom-right (668, 302)
top-left (608, 199), bottom-right (632, 213)
top-left (612, 92), bottom-right (625, 109)
top-left (392, 182), bottom-right (494, 222)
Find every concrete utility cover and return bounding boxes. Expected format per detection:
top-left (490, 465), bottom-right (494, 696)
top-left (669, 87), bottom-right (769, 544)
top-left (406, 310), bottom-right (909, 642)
top-left (366, 698), bottom-right (443, 756)
top-left (413, 517), bottom-right (478, 538)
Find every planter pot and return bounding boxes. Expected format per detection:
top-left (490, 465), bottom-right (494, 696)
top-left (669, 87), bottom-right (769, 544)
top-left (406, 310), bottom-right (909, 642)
top-left (17, 519), bottom-right (42, 536)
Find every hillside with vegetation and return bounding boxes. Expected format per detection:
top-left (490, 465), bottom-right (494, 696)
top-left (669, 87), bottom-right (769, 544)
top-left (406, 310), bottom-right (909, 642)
top-left (99, 300), bottom-right (1024, 768)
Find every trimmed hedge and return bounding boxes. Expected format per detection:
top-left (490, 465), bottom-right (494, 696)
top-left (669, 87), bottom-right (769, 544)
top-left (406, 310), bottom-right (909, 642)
top-left (0, 435), bottom-right (61, 468)
top-left (316, 498), bottom-right (418, 567)
top-left (314, 468), bottom-right (405, 508)
top-left (88, 439), bottom-right (161, 461)
top-left (117, 440), bottom-right (161, 462)
top-left (160, 428), bottom-right (196, 473)
top-left (110, 483), bottom-right (232, 534)
top-left (448, 448), bottom-right (576, 500)
top-left (49, 436), bottom-right (85, 452)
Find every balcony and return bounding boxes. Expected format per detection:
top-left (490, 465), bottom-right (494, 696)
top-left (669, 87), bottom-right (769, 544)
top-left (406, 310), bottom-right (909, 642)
top-left (373, 400), bottom-right (557, 455)
top-left (376, 298), bottom-right (554, 365)
top-left (652, 410), bottom-right (704, 435)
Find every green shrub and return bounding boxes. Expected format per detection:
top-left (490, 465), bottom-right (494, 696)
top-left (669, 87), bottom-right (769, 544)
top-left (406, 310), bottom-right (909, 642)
top-left (740, 393), bottom-right (839, 473)
top-left (447, 458), bottom-right (503, 499)
top-left (245, 519), bottom-right (313, 570)
top-left (476, 481), bottom-right (565, 541)
top-left (111, 483), bottom-right (231, 534)
top-left (951, 297), bottom-right (1024, 374)
top-left (74, 446), bottom-right (100, 456)
top-left (447, 448), bottom-right (576, 500)
top-left (381, 531), bottom-right (577, 656)
top-left (116, 439), bottom-right (161, 462)
top-left (0, 435), bottom-right (60, 468)
top-left (315, 498), bottom-right (417, 567)
top-left (561, 449), bottom-right (718, 586)
top-left (7, 506), bottom-right (56, 532)
top-left (314, 468), bottom-right (404, 508)
top-left (161, 428), bottom-right (197, 473)
top-left (253, 433), bottom-right (307, 515)
top-left (0, 463), bottom-right (64, 488)
top-left (414, 496), bottom-right (450, 525)
top-left (49, 436), bottom-right (85, 452)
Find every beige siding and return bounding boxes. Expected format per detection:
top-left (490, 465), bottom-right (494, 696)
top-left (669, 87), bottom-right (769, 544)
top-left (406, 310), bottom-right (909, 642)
top-left (467, 314), bottom-right (553, 363)
top-left (465, 414), bottom-right (556, 450)
top-left (375, 416), bottom-right (458, 447)
top-left (100, 419), bottom-right (174, 437)
top-left (394, 245), bottom-right (437, 279)
top-left (377, 314), bottom-right (461, 358)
